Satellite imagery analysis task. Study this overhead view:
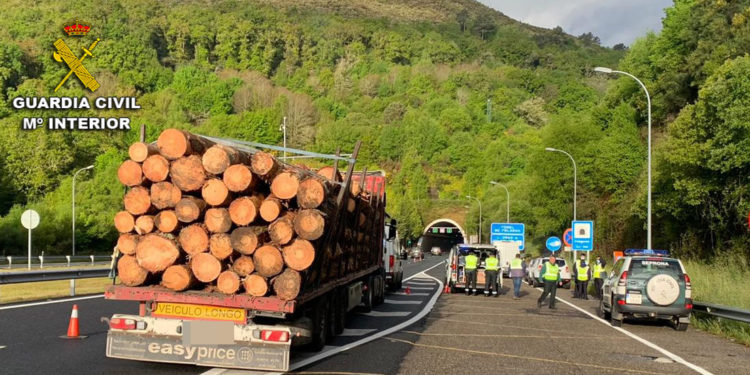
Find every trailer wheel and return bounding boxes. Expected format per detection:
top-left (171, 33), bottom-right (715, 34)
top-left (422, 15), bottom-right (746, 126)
top-left (362, 277), bottom-right (374, 313)
top-left (374, 274), bottom-right (385, 306)
top-left (310, 297), bottom-right (329, 351)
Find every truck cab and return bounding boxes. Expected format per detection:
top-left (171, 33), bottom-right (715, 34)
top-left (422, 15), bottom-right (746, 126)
top-left (384, 215), bottom-right (403, 290)
top-left (445, 244), bottom-right (500, 293)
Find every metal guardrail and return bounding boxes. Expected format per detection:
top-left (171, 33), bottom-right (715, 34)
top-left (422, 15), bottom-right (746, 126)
top-left (693, 301), bottom-right (750, 324)
top-left (0, 255), bottom-right (113, 269)
top-left (0, 268), bottom-right (113, 284)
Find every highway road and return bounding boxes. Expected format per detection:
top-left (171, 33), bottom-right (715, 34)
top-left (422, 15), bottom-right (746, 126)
top-left (2, 254), bottom-right (749, 375)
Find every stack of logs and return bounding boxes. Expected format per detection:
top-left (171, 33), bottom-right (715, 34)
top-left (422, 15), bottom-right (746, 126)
top-left (115, 129), bottom-right (380, 301)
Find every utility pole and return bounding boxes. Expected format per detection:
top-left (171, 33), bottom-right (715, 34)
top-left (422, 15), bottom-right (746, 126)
top-left (280, 116), bottom-right (287, 159)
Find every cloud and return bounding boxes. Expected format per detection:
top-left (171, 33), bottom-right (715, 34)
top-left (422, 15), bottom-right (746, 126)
top-left (477, 0), bottom-right (673, 46)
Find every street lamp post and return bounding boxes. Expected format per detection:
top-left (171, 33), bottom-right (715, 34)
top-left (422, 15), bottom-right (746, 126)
top-left (545, 147), bottom-right (579, 261)
top-left (490, 181), bottom-right (510, 222)
top-left (71, 165), bottom-right (94, 295)
top-left (279, 116), bottom-right (287, 159)
top-left (594, 67), bottom-right (652, 250)
top-left (466, 195), bottom-right (482, 243)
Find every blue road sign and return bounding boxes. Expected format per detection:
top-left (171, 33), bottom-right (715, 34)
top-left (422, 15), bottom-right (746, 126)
top-left (490, 223), bottom-right (525, 250)
top-left (546, 236), bottom-right (562, 252)
top-left (572, 220), bottom-right (594, 251)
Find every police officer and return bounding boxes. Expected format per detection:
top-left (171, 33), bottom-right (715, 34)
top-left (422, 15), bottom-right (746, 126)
top-left (576, 260), bottom-right (591, 300)
top-left (464, 250), bottom-right (479, 296)
top-left (484, 252), bottom-right (500, 297)
top-left (509, 254), bottom-right (526, 299)
top-left (573, 253), bottom-right (586, 298)
top-left (537, 255), bottom-right (561, 309)
top-left (593, 256), bottom-right (606, 299)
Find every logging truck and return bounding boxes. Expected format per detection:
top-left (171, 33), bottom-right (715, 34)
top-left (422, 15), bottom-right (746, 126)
top-left (105, 130), bottom-right (389, 372)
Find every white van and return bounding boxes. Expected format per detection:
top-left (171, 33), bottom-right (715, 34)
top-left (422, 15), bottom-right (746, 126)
top-left (493, 241), bottom-right (521, 277)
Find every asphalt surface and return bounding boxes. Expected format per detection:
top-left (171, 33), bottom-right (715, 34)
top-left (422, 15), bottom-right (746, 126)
top-left (0, 255), bottom-right (446, 375)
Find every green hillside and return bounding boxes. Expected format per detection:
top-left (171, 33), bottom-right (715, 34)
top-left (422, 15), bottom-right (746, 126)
top-left (2, 0), bottom-right (746, 265)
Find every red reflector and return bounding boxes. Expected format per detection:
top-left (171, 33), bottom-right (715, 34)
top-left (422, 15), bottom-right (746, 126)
top-left (389, 255), bottom-right (394, 268)
top-left (617, 300), bottom-right (626, 305)
top-left (110, 317), bottom-right (136, 330)
top-left (451, 264), bottom-right (456, 270)
top-left (565, 266), bottom-right (569, 272)
top-left (685, 303), bottom-right (693, 309)
top-left (261, 330), bottom-right (290, 342)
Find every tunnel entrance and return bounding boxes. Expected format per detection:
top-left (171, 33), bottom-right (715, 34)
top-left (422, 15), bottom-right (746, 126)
top-left (421, 219), bottom-right (466, 254)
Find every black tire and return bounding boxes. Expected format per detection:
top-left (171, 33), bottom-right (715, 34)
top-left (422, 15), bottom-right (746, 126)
top-left (674, 316), bottom-right (689, 331)
top-left (563, 282), bottom-right (571, 289)
top-left (598, 299), bottom-right (611, 320)
top-left (374, 275), bottom-right (385, 306)
top-left (362, 277), bottom-right (374, 313)
top-left (610, 302), bottom-right (623, 327)
top-left (310, 298), bottom-right (329, 351)
top-left (396, 272), bottom-right (403, 290)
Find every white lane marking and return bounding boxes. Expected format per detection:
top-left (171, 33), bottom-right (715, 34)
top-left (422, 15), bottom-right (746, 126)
top-left (0, 345), bottom-right (6, 350)
top-left (202, 260), bottom-right (447, 375)
top-left (361, 311), bottom-right (411, 317)
top-left (534, 287), bottom-right (713, 375)
top-left (405, 281), bottom-right (435, 285)
top-left (384, 299), bottom-right (421, 305)
top-left (339, 328), bottom-right (377, 336)
top-left (403, 287), bottom-right (434, 291)
top-left (0, 294), bottom-right (104, 310)
top-left (199, 369), bottom-right (228, 375)
top-left (391, 292), bottom-right (429, 296)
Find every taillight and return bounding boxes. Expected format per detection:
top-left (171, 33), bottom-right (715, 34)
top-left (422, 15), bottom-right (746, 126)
top-left (685, 303), bottom-right (693, 310)
top-left (260, 330), bottom-right (290, 342)
top-left (538, 265), bottom-right (542, 270)
top-left (451, 264), bottom-right (456, 270)
top-left (389, 255), bottom-right (394, 268)
top-left (110, 317), bottom-right (137, 330)
top-left (617, 299), bottom-right (626, 305)
top-left (618, 271), bottom-right (628, 286)
top-left (683, 274), bottom-right (691, 289)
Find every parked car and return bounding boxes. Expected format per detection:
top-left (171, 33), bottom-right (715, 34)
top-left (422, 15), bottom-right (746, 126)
top-left (430, 247), bottom-right (442, 256)
top-left (410, 247), bottom-right (424, 260)
top-left (526, 257), bottom-right (571, 288)
top-left (399, 247), bottom-right (409, 259)
top-left (599, 249), bottom-right (692, 331)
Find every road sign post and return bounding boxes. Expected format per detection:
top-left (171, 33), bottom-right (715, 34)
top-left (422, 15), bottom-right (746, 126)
top-left (21, 209), bottom-right (40, 270)
top-left (490, 223), bottom-right (525, 250)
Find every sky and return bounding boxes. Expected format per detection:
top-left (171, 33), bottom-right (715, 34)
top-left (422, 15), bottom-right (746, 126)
top-left (477, 0), bottom-right (674, 46)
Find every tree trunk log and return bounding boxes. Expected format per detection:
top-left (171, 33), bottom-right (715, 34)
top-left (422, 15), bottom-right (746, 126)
top-left (154, 210), bottom-right (179, 233)
top-left (118, 254), bottom-right (148, 286)
top-left (216, 270), bottom-right (241, 294)
top-left (228, 195), bottom-right (262, 226)
top-left (232, 255), bottom-right (255, 277)
top-left (209, 233), bottom-right (233, 260)
top-left (178, 224), bottom-right (210, 255)
top-left (272, 268), bottom-right (301, 301)
top-left (269, 212), bottom-right (295, 245)
top-left (297, 178), bottom-right (327, 209)
top-left (142, 155), bottom-right (170, 183)
top-left (135, 233), bottom-right (180, 273)
top-left (123, 186), bottom-right (152, 215)
top-left (282, 239), bottom-right (315, 271)
top-left (253, 245), bottom-right (284, 277)
top-left (161, 264), bottom-right (195, 291)
top-left (117, 160), bottom-right (144, 187)
top-left (293, 209), bottom-right (325, 241)
top-left (223, 164), bottom-right (256, 193)
top-left (157, 128), bottom-right (215, 160)
top-left (114, 211), bottom-right (135, 233)
top-left (202, 178), bottom-right (231, 206)
top-left (134, 215), bottom-right (155, 235)
top-left (117, 233), bottom-right (139, 255)
top-left (150, 181), bottom-right (182, 209)
top-left (270, 171), bottom-right (300, 200)
top-left (230, 226), bottom-right (264, 255)
top-left (202, 144), bottom-right (248, 175)
top-left (170, 155), bottom-right (206, 192)
top-left (243, 274), bottom-right (268, 297)
top-left (317, 166), bottom-right (342, 182)
top-left (129, 142), bottom-right (159, 163)
top-left (250, 151), bottom-right (279, 178)
top-left (190, 252), bottom-right (222, 283)
top-left (204, 208), bottom-right (232, 233)
top-left (259, 195), bottom-right (282, 222)
top-left (175, 196), bottom-right (206, 223)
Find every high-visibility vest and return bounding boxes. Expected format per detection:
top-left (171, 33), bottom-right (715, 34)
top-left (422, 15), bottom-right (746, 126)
top-left (510, 258), bottom-right (523, 269)
top-left (593, 264), bottom-right (605, 278)
top-left (543, 263), bottom-right (559, 281)
top-left (577, 266), bottom-right (590, 281)
top-left (465, 255), bottom-right (478, 270)
top-left (485, 257), bottom-right (499, 271)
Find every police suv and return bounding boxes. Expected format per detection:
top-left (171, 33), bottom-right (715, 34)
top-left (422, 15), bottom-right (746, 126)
top-left (599, 249), bottom-right (693, 331)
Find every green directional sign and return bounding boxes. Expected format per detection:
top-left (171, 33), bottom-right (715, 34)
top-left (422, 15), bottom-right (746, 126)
top-left (447, 228), bottom-right (452, 234)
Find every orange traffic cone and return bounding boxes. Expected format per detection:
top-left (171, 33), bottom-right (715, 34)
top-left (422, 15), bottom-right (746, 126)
top-left (443, 285), bottom-right (451, 294)
top-left (405, 286), bottom-right (411, 295)
top-left (60, 304), bottom-right (87, 339)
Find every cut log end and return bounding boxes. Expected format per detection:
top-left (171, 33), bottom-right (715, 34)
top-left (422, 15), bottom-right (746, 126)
top-left (317, 166), bottom-right (342, 182)
top-left (230, 227), bottom-right (260, 255)
top-left (117, 233), bottom-right (139, 256)
top-left (123, 186), bottom-right (152, 216)
top-left (253, 245), bottom-right (284, 277)
top-left (251, 151), bottom-right (278, 177)
top-left (114, 211), bottom-right (135, 233)
top-left (128, 142), bottom-right (158, 163)
top-left (162, 264), bottom-right (195, 291)
top-left (273, 268), bottom-right (301, 301)
top-left (216, 270), bottom-right (241, 294)
top-left (202, 178), bottom-right (231, 206)
top-left (297, 178), bottom-right (326, 209)
top-left (175, 196), bottom-right (206, 223)
top-left (178, 224), bottom-right (210, 255)
top-left (117, 160), bottom-right (143, 187)
top-left (223, 164), bottom-right (254, 192)
top-left (259, 196), bottom-right (282, 222)
top-left (154, 210), bottom-right (179, 233)
top-left (142, 154), bottom-right (170, 183)
top-left (209, 233), bottom-right (234, 260)
top-left (269, 217), bottom-right (294, 245)
top-left (151, 182), bottom-right (182, 209)
top-left (170, 155), bottom-right (206, 192)
top-left (232, 255), bottom-right (256, 277)
top-left (157, 128), bottom-right (190, 160)
top-left (228, 196), bottom-right (261, 226)
top-left (135, 233), bottom-right (180, 273)
top-left (243, 274), bottom-right (268, 297)
top-left (204, 208), bottom-right (232, 233)
top-left (293, 209), bottom-right (325, 241)
top-left (118, 255), bottom-right (148, 286)
top-left (270, 172), bottom-right (300, 200)
top-left (282, 239), bottom-right (315, 271)
top-left (134, 215), bottom-right (155, 235)
top-left (190, 252), bottom-right (222, 283)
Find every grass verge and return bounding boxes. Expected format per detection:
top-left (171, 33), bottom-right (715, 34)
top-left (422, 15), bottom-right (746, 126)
top-left (0, 277), bottom-right (113, 304)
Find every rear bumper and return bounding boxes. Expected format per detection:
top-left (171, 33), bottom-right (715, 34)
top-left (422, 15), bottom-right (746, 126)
top-left (615, 297), bottom-right (692, 318)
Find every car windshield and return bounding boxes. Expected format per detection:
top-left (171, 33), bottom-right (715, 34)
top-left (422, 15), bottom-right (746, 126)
top-left (629, 258), bottom-right (682, 276)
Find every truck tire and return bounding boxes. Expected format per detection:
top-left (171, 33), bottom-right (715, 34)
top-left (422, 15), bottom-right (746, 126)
top-left (362, 277), bottom-right (374, 313)
top-left (310, 297), bottom-right (329, 351)
top-left (374, 274), bottom-right (385, 306)
top-left (334, 288), bottom-right (346, 335)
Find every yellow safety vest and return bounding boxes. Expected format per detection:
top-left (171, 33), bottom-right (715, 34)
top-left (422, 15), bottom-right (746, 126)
top-left (485, 257), bottom-right (499, 271)
top-left (577, 266), bottom-right (590, 281)
top-left (543, 263), bottom-right (559, 281)
top-left (510, 258), bottom-right (523, 269)
top-left (593, 264), bottom-right (605, 278)
top-left (465, 254), bottom-right (478, 270)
